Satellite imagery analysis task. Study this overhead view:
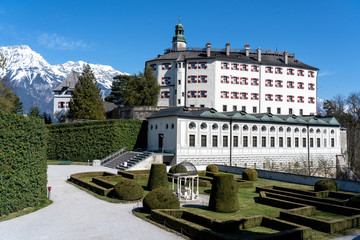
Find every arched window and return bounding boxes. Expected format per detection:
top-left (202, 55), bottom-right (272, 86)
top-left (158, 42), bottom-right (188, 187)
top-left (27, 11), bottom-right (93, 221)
top-left (279, 127), bottom-right (284, 132)
top-left (252, 125), bottom-right (258, 132)
top-left (270, 126), bottom-right (275, 132)
top-left (233, 124), bottom-right (239, 131)
top-left (243, 125), bottom-right (249, 131)
top-left (261, 126), bottom-right (267, 132)
top-left (302, 128), bottom-right (306, 133)
top-left (189, 122), bottom-right (196, 129)
top-left (286, 127), bottom-right (291, 133)
top-left (212, 123), bottom-right (218, 130)
top-left (200, 122), bottom-right (207, 130)
top-left (222, 124), bottom-right (229, 131)
top-left (295, 128), bottom-right (299, 133)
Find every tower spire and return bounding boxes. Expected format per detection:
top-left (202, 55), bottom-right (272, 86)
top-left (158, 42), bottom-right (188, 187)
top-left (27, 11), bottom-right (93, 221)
top-left (179, 16), bottom-right (181, 24)
top-left (172, 19), bottom-right (186, 51)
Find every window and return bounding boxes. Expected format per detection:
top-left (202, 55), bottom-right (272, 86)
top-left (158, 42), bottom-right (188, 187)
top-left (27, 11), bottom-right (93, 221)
top-left (240, 92), bottom-right (248, 100)
top-left (222, 124), bottom-right (229, 131)
top-left (251, 78), bottom-right (259, 86)
top-left (233, 136), bottom-right (239, 147)
top-left (243, 136), bottom-right (248, 147)
top-left (212, 135), bottom-right (218, 147)
top-left (271, 137), bottom-right (275, 147)
top-left (200, 122), bottom-right (207, 129)
top-left (188, 91), bottom-right (197, 98)
top-left (221, 62), bottom-right (229, 69)
top-left (190, 105), bottom-right (195, 107)
top-left (223, 105), bottom-right (227, 112)
top-left (189, 122), bottom-right (196, 129)
top-left (287, 95), bottom-right (294, 102)
top-left (251, 93), bottom-right (259, 100)
top-left (212, 123), bottom-right (218, 130)
top-left (199, 91), bottom-right (207, 98)
top-left (308, 71), bottom-right (315, 77)
top-left (66, 102), bottom-right (70, 108)
top-left (298, 82), bottom-right (304, 89)
top-left (299, 109), bottom-right (303, 115)
top-left (275, 80), bottom-right (283, 88)
top-left (58, 102), bottom-right (65, 108)
top-left (232, 63), bottom-right (239, 70)
top-left (221, 91), bottom-right (229, 98)
top-left (252, 125), bottom-right (258, 132)
top-left (295, 137), bottom-right (299, 147)
top-left (199, 75), bottom-right (207, 83)
top-left (265, 79), bottom-right (273, 87)
top-left (200, 104), bottom-right (204, 107)
top-left (265, 66), bottom-right (273, 73)
top-left (221, 75), bottom-right (229, 83)
top-left (265, 94), bottom-right (273, 101)
top-left (231, 92), bottom-right (239, 99)
top-left (199, 62), bottom-right (207, 69)
top-left (223, 136), bottom-right (228, 147)
top-left (242, 106), bottom-right (246, 112)
top-left (240, 64), bottom-right (248, 71)
top-left (267, 107), bottom-right (271, 113)
top-left (275, 67), bottom-right (283, 74)
top-left (308, 97), bottom-right (315, 104)
top-left (279, 137), bottom-right (284, 147)
top-left (308, 83), bottom-right (315, 90)
top-left (289, 108), bottom-right (293, 114)
top-left (201, 135), bottom-right (207, 147)
top-left (277, 108), bottom-right (281, 114)
top-left (262, 137), bottom-right (266, 147)
top-left (233, 105), bottom-right (237, 112)
top-left (240, 77), bottom-right (248, 85)
top-left (331, 138), bottom-right (335, 147)
top-left (232, 76), bottom-right (239, 84)
top-left (243, 125), bottom-right (249, 131)
top-left (298, 96), bottom-right (304, 103)
top-left (275, 95), bottom-right (283, 102)
top-left (252, 136), bottom-right (257, 147)
top-left (287, 81), bottom-right (294, 88)
top-left (233, 124), bottom-right (239, 131)
top-left (287, 68), bottom-right (294, 75)
top-left (189, 135), bottom-right (195, 147)
top-left (324, 138), bottom-right (327, 147)
top-left (251, 65), bottom-right (259, 72)
top-left (163, 91), bottom-right (170, 98)
top-left (317, 138), bottom-right (321, 147)
top-left (310, 138), bottom-right (314, 147)
top-left (188, 62), bottom-right (197, 69)
top-left (303, 138), bottom-right (306, 147)
top-left (287, 137), bottom-right (291, 147)
top-left (298, 70), bottom-right (304, 76)
top-left (162, 63), bottom-right (171, 70)
top-left (253, 106), bottom-right (257, 113)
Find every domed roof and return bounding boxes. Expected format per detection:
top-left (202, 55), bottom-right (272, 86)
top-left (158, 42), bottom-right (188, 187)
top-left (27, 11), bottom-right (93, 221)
top-left (175, 23), bottom-right (184, 30)
top-left (172, 161), bottom-right (197, 176)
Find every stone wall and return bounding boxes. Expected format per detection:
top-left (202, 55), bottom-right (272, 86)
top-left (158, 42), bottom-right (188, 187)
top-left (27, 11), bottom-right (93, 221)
top-left (110, 106), bottom-right (167, 120)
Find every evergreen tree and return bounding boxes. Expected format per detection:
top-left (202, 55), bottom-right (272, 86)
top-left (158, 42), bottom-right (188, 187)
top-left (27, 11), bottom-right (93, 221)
top-left (0, 77), bottom-right (23, 114)
top-left (29, 105), bottom-right (41, 118)
top-left (105, 75), bottom-right (132, 106)
top-left (69, 64), bottom-right (105, 120)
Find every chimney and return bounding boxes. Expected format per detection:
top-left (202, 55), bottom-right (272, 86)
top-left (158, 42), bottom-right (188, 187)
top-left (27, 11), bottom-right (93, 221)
top-left (244, 44), bottom-right (250, 57)
top-left (284, 51), bottom-right (288, 65)
top-left (257, 47), bottom-right (261, 62)
top-left (225, 43), bottom-right (230, 56)
top-left (206, 42), bottom-right (211, 57)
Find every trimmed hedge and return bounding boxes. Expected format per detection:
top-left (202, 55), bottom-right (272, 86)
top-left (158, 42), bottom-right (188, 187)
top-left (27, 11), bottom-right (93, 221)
top-left (118, 170), bottom-right (149, 179)
top-left (147, 164), bottom-right (168, 191)
top-left (47, 119), bottom-right (147, 162)
top-left (209, 174), bottom-right (239, 213)
top-left (114, 179), bottom-right (143, 201)
top-left (0, 111), bottom-right (47, 216)
top-left (143, 187), bottom-right (180, 212)
top-left (346, 195), bottom-right (360, 208)
top-left (314, 179), bottom-right (338, 192)
top-left (69, 172), bottom-right (117, 196)
top-left (206, 164), bottom-right (218, 173)
top-left (242, 168), bottom-right (258, 181)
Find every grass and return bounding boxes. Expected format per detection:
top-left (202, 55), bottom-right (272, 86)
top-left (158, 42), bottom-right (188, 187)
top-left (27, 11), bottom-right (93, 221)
top-left (311, 210), bottom-right (347, 221)
top-left (0, 199), bottom-right (52, 222)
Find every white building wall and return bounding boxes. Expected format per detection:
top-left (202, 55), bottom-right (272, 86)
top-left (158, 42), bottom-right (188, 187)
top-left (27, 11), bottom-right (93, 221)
top-left (53, 94), bottom-right (71, 115)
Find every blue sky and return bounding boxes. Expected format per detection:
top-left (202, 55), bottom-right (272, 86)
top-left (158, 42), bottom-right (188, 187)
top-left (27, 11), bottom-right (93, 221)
top-left (0, 0), bottom-right (359, 100)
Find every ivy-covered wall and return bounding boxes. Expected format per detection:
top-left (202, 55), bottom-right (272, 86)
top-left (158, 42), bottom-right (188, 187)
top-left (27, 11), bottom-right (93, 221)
top-left (0, 111), bottom-right (48, 216)
top-left (47, 119), bottom-right (147, 162)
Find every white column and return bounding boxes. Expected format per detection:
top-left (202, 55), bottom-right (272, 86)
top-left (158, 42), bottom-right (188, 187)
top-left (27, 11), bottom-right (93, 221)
top-left (172, 177), bottom-right (174, 192)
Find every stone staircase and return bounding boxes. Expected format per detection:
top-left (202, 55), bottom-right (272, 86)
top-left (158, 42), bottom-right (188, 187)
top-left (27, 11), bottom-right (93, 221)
top-left (103, 151), bottom-right (153, 171)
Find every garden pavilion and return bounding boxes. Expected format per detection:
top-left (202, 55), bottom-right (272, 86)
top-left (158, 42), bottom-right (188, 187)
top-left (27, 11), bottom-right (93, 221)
top-left (170, 161), bottom-right (199, 201)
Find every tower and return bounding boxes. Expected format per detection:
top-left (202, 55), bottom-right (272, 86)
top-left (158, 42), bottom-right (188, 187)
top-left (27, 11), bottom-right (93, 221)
top-left (172, 18), bottom-right (186, 51)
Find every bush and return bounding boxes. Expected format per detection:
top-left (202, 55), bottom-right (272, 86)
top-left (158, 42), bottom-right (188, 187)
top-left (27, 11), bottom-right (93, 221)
top-left (168, 164), bottom-right (188, 174)
top-left (47, 119), bottom-right (147, 161)
top-left (242, 168), bottom-right (258, 181)
top-left (209, 174), bottom-right (239, 213)
top-left (314, 179), bottom-right (338, 192)
top-left (147, 164), bottom-right (168, 191)
top-left (142, 187), bottom-right (180, 212)
top-left (206, 164), bottom-right (218, 173)
top-left (346, 195), bottom-right (360, 208)
top-left (114, 179), bottom-right (144, 201)
top-left (0, 111), bottom-right (47, 216)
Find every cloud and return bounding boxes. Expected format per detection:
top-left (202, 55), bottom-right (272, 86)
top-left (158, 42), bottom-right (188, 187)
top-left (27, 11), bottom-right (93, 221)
top-left (318, 70), bottom-right (334, 77)
top-left (38, 33), bottom-right (88, 50)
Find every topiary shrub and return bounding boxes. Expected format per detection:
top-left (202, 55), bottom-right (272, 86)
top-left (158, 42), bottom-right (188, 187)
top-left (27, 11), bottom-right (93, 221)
top-left (147, 163), bottom-right (168, 191)
top-left (142, 187), bottom-right (180, 212)
top-left (114, 178), bottom-right (144, 201)
top-left (168, 164), bottom-right (188, 174)
top-left (346, 195), bottom-right (360, 208)
top-left (206, 164), bottom-right (218, 173)
top-left (314, 179), bottom-right (339, 192)
top-left (242, 168), bottom-right (258, 181)
top-left (208, 174), bottom-right (239, 213)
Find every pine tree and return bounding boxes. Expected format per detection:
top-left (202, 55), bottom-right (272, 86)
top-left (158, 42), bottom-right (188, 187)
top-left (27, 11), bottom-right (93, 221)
top-left (69, 64), bottom-right (105, 120)
top-left (105, 75), bottom-right (132, 106)
top-left (0, 77), bottom-right (23, 114)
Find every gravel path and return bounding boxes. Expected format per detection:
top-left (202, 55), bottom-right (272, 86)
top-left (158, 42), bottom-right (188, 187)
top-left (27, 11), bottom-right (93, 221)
top-left (0, 165), bottom-right (183, 240)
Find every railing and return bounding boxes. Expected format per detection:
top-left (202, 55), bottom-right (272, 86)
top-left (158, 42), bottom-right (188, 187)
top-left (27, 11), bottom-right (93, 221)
top-left (100, 147), bottom-right (126, 165)
top-left (164, 47), bottom-right (294, 56)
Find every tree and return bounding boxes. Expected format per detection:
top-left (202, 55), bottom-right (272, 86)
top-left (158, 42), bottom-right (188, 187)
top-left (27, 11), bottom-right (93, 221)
top-left (106, 67), bottom-right (160, 107)
top-left (0, 77), bottom-right (23, 114)
top-left (69, 64), bottom-right (105, 120)
top-left (105, 75), bottom-right (131, 106)
top-left (29, 105), bottom-right (41, 118)
top-left (41, 111), bottom-right (53, 124)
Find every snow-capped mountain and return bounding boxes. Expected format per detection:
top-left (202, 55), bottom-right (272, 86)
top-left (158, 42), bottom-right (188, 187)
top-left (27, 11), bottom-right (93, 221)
top-left (0, 45), bottom-right (127, 113)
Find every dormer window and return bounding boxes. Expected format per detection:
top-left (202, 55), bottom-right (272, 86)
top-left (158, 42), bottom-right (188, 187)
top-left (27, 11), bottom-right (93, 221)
top-left (287, 95), bottom-right (294, 102)
top-left (298, 69), bottom-right (304, 76)
top-left (287, 81), bottom-right (294, 88)
top-left (275, 67), bottom-right (283, 74)
top-left (251, 65), bottom-right (259, 72)
top-left (287, 68), bottom-right (294, 75)
top-left (251, 78), bottom-right (259, 86)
